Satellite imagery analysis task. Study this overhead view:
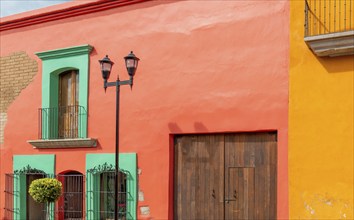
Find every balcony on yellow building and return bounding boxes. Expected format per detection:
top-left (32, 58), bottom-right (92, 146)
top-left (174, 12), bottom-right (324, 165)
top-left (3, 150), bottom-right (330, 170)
top-left (304, 0), bottom-right (354, 57)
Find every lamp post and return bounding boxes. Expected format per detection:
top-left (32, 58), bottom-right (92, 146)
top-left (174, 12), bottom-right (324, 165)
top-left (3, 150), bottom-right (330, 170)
top-left (99, 51), bottom-right (139, 220)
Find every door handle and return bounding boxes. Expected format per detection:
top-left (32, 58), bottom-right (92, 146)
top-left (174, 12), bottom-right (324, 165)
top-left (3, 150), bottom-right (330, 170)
top-left (224, 198), bottom-right (236, 203)
top-left (212, 189), bottom-right (215, 198)
top-left (225, 190), bottom-right (237, 203)
top-left (234, 190), bottom-right (238, 199)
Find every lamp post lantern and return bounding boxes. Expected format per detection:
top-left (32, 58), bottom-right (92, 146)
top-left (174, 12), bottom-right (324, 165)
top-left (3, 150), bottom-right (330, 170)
top-left (99, 55), bottom-right (114, 92)
top-left (124, 51), bottom-right (139, 77)
top-left (99, 51), bottom-right (139, 220)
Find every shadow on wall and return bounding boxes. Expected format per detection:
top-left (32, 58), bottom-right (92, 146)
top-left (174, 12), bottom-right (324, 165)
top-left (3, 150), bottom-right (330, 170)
top-left (193, 122), bottom-right (209, 133)
top-left (318, 55), bottom-right (354, 74)
top-left (168, 123), bottom-right (182, 133)
top-left (168, 122), bottom-right (209, 134)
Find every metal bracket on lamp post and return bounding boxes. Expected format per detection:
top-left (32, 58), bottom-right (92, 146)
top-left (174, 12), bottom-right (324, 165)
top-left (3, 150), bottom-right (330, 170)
top-left (104, 76), bottom-right (133, 89)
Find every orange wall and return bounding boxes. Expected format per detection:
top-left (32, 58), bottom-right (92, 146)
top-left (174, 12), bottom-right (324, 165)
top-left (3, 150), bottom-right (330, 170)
top-left (0, 1), bottom-right (289, 219)
top-left (290, 1), bottom-right (354, 219)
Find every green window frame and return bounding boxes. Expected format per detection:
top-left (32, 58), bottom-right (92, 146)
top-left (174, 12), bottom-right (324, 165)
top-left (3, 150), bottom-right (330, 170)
top-left (86, 153), bottom-right (137, 220)
top-left (36, 45), bottom-right (92, 139)
top-left (13, 155), bottom-right (55, 220)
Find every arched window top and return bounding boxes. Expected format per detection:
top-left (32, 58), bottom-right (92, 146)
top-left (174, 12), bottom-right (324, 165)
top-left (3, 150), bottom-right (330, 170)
top-left (51, 67), bottom-right (78, 77)
top-left (59, 68), bottom-right (78, 75)
top-left (59, 69), bottom-right (79, 107)
top-left (58, 170), bottom-right (83, 176)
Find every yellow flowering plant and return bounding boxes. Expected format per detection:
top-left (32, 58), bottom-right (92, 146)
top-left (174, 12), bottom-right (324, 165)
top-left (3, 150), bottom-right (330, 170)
top-left (28, 178), bottom-right (62, 203)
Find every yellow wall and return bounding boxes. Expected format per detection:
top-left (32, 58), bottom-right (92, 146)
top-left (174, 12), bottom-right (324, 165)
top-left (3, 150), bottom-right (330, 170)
top-left (290, 1), bottom-right (354, 219)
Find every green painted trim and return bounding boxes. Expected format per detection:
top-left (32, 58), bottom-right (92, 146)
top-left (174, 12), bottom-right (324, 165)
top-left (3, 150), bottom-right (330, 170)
top-left (13, 155), bottom-right (55, 220)
top-left (37, 45), bottom-right (92, 139)
top-left (86, 153), bottom-right (137, 220)
top-left (36, 45), bottom-right (93, 60)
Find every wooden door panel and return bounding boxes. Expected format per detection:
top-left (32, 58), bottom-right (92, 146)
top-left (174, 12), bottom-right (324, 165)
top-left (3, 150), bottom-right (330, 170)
top-left (225, 133), bottom-right (277, 220)
top-left (174, 135), bottom-right (224, 220)
top-left (206, 135), bottom-right (224, 219)
top-left (225, 167), bottom-right (255, 220)
top-left (59, 70), bottom-right (78, 139)
top-left (59, 106), bottom-right (79, 138)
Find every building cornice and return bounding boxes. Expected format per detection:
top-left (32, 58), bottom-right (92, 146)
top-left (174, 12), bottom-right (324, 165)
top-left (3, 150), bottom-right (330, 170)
top-left (0, 0), bottom-right (149, 32)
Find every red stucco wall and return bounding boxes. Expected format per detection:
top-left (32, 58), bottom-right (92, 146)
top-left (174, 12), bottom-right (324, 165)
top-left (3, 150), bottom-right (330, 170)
top-left (0, 1), bottom-right (289, 219)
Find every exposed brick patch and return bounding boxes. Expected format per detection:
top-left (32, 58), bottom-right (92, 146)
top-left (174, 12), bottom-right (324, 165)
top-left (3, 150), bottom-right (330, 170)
top-left (0, 52), bottom-right (38, 145)
top-left (0, 113), bottom-right (7, 145)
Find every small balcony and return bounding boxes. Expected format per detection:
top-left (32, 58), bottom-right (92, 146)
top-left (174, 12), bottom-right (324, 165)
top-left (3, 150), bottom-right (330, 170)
top-left (28, 105), bottom-right (96, 148)
top-left (304, 0), bottom-right (354, 57)
top-left (39, 105), bottom-right (85, 140)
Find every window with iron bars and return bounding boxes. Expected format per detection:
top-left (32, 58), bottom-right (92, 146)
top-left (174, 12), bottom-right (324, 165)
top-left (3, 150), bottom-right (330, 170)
top-left (5, 171), bottom-right (129, 220)
top-left (99, 171), bottom-right (127, 220)
top-left (86, 162), bottom-right (129, 220)
top-left (57, 172), bottom-right (85, 220)
top-left (4, 168), bottom-right (53, 220)
top-left (4, 171), bottom-right (85, 220)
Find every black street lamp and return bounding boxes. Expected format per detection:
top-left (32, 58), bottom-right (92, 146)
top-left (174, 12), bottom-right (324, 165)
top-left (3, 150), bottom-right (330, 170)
top-left (99, 51), bottom-right (139, 220)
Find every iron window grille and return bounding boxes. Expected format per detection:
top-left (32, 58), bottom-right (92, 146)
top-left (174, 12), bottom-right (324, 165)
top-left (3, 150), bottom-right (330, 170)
top-left (4, 166), bottom-right (54, 220)
top-left (4, 173), bottom-right (15, 220)
top-left (87, 163), bottom-right (129, 220)
top-left (57, 173), bottom-right (85, 220)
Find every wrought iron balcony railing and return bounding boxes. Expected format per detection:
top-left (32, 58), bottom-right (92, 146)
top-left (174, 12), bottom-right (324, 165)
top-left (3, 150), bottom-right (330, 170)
top-left (38, 105), bottom-right (86, 140)
top-left (305, 0), bottom-right (353, 37)
top-left (304, 0), bottom-right (354, 57)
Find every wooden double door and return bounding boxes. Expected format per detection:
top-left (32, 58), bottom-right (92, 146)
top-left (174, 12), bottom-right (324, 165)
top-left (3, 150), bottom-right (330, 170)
top-left (174, 133), bottom-right (277, 220)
